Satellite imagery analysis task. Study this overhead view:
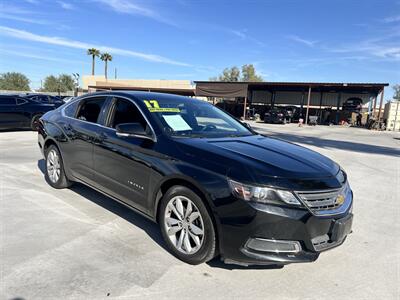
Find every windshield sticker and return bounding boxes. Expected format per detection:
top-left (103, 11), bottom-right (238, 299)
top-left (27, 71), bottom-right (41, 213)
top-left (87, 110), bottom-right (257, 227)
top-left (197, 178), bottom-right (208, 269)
top-left (163, 115), bottom-right (192, 131)
top-left (144, 100), bottom-right (180, 113)
top-left (144, 100), bottom-right (160, 109)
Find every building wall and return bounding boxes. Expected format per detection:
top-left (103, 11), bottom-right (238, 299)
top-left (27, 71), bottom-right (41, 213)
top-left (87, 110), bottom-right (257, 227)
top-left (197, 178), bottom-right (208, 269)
top-left (251, 90), bottom-right (374, 107)
top-left (82, 75), bottom-right (194, 91)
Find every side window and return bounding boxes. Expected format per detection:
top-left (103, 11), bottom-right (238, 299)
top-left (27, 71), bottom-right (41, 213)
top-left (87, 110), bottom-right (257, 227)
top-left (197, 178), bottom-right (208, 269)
top-left (109, 98), bottom-right (147, 129)
top-left (0, 96), bottom-right (16, 105)
top-left (64, 100), bottom-right (80, 117)
top-left (16, 98), bottom-right (28, 105)
top-left (76, 97), bottom-right (106, 123)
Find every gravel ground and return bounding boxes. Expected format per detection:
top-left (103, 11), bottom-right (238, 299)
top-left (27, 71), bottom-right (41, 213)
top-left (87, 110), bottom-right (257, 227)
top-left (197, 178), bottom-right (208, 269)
top-left (0, 124), bottom-right (399, 300)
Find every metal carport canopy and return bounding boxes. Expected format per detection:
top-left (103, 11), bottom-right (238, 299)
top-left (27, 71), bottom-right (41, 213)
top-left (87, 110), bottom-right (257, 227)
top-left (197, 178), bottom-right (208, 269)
top-left (195, 81), bottom-right (389, 95)
top-left (194, 81), bottom-right (389, 122)
top-left (195, 82), bottom-right (248, 98)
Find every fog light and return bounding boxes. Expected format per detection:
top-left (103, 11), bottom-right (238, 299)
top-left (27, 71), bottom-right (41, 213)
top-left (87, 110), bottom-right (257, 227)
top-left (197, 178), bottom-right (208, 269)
top-left (246, 238), bottom-right (301, 253)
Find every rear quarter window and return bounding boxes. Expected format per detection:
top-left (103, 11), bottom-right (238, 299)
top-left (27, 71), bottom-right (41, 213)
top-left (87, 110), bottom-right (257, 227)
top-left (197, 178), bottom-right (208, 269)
top-left (63, 100), bottom-right (80, 117)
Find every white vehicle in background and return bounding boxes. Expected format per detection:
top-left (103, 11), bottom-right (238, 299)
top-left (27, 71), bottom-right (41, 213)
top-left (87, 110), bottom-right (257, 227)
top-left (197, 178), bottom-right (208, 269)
top-left (62, 97), bottom-right (75, 103)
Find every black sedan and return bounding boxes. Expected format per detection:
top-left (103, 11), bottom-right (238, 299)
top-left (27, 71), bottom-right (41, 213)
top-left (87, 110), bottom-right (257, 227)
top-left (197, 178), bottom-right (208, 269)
top-left (24, 94), bottom-right (64, 106)
top-left (0, 94), bottom-right (60, 130)
top-left (37, 92), bottom-right (353, 266)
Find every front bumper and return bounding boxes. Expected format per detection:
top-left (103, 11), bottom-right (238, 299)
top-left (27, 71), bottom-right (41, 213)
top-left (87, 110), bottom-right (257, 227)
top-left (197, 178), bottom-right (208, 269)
top-left (217, 199), bottom-right (353, 266)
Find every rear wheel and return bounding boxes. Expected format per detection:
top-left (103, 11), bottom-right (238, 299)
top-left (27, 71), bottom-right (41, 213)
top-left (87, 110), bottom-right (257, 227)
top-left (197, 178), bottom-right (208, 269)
top-left (45, 145), bottom-right (72, 189)
top-left (31, 114), bottom-right (42, 131)
top-left (159, 186), bottom-right (217, 265)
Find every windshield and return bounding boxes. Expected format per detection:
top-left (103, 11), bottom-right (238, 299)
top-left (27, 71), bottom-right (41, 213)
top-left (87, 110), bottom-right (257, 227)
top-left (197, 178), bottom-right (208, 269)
top-left (141, 97), bottom-right (253, 138)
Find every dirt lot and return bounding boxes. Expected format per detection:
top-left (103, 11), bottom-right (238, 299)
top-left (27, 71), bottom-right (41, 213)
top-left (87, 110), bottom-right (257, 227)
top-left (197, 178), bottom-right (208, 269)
top-left (1, 124), bottom-right (399, 300)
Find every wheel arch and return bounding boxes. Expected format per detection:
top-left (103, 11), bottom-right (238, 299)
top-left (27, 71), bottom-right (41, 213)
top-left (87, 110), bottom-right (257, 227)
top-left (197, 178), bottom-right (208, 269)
top-left (153, 175), bottom-right (221, 255)
top-left (153, 176), bottom-right (213, 219)
top-left (43, 137), bottom-right (59, 154)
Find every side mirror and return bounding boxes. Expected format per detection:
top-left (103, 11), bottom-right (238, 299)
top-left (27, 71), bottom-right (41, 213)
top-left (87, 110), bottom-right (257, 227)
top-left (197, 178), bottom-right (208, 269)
top-left (116, 123), bottom-right (155, 141)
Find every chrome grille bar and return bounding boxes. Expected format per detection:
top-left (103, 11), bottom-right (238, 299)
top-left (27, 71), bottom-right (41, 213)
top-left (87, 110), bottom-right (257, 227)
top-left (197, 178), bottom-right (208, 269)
top-left (295, 185), bottom-right (351, 216)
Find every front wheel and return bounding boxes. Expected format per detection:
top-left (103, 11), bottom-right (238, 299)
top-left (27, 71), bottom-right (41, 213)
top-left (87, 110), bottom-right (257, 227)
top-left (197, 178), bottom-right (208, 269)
top-left (158, 186), bottom-right (217, 265)
top-left (45, 145), bottom-right (72, 189)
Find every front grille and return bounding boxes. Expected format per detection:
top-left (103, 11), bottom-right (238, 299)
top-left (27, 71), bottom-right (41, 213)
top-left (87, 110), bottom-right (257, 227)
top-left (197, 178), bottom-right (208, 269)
top-left (296, 189), bottom-right (342, 212)
top-left (296, 185), bottom-right (347, 215)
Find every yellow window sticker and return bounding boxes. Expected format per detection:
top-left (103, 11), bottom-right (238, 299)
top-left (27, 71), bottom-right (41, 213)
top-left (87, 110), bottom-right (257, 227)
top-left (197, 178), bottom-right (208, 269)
top-left (144, 100), bottom-right (180, 113)
top-left (144, 100), bottom-right (160, 109)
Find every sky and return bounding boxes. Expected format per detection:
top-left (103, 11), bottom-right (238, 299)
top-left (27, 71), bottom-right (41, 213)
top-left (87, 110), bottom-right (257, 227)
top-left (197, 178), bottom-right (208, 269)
top-left (0, 0), bottom-right (399, 98)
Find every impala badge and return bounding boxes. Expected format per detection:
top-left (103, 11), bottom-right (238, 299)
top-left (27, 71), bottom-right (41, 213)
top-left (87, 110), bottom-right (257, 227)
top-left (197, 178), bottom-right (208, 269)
top-left (128, 180), bottom-right (144, 190)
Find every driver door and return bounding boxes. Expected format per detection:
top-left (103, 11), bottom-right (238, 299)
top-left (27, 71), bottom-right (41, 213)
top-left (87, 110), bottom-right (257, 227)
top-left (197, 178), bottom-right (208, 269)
top-left (93, 97), bottom-right (155, 213)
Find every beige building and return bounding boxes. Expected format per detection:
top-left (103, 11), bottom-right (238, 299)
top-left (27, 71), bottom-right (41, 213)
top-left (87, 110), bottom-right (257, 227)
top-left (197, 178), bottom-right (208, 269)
top-left (82, 75), bottom-right (195, 96)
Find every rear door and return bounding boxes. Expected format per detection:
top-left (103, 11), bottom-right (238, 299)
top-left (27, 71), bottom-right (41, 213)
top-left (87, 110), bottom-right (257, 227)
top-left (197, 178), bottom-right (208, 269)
top-left (61, 96), bottom-right (108, 185)
top-left (15, 98), bottom-right (33, 127)
top-left (0, 96), bottom-right (19, 129)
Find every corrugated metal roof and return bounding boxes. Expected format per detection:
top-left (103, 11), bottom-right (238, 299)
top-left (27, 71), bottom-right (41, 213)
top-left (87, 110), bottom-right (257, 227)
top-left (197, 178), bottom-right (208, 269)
top-left (194, 81), bottom-right (389, 87)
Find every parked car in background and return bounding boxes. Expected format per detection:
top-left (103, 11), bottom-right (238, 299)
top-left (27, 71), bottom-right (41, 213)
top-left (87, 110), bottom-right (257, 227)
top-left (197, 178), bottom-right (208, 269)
top-left (281, 105), bottom-right (300, 123)
top-left (0, 94), bottom-right (59, 130)
top-left (24, 94), bottom-right (64, 107)
top-left (38, 91), bottom-right (353, 266)
top-left (62, 96), bottom-right (75, 103)
top-left (264, 108), bottom-right (287, 124)
top-left (342, 97), bottom-right (363, 112)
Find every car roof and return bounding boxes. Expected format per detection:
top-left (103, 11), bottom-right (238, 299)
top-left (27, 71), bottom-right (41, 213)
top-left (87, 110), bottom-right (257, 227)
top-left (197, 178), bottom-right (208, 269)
top-left (84, 91), bottom-right (196, 102)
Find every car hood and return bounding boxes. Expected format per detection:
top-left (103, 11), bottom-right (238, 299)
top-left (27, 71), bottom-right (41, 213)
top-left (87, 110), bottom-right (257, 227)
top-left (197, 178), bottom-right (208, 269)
top-left (175, 134), bottom-right (339, 181)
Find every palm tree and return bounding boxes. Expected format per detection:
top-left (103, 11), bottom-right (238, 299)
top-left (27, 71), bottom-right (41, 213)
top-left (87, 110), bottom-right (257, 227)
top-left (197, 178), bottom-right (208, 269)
top-left (100, 53), bottom-right (113, 80)
top-left (87, 48), bottom-right (100, 75)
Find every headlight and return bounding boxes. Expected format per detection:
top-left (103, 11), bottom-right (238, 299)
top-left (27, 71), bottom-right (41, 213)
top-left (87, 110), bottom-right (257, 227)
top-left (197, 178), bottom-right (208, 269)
top-left (228, 179), bottom-right (301, 206)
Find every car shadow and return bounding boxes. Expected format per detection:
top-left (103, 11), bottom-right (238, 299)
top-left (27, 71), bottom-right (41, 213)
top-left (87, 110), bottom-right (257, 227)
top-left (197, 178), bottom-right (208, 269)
top-left (0, 128), bottom-right (32, 133)
top-left (37, 159), bottom-right (167, 252)
top-left (38, 159), bottom-right (286, 270)
top-left (207, 258), bottom-right (284, 270)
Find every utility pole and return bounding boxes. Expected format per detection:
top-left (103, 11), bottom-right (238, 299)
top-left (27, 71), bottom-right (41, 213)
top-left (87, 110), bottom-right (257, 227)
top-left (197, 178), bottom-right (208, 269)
top-left (72, 73), bottom-right (80, 97)
top-left (114, 68), bottom-right (117, 79)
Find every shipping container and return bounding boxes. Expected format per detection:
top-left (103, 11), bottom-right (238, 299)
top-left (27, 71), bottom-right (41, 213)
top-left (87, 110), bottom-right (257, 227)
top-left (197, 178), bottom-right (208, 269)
top-left (384, 101), bottom-right (400, 131)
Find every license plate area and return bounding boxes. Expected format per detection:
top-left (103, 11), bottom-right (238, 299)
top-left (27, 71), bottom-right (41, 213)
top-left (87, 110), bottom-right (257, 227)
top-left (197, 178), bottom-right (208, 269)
top-left (331, 213), bottom-right (353, 242)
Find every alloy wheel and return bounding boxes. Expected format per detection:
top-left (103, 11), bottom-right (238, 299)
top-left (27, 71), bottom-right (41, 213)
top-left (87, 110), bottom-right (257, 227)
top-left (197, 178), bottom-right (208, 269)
top-left (47, 149), bottom-right (61, 183)
top-left (164, 196), bottom-right (205, 255)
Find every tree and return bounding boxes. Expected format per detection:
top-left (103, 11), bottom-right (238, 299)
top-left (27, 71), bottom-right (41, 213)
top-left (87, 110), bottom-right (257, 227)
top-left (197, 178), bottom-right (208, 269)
top-left (42, 75), bottom-right (60, 92)
top-left (210, 64), bottom-right (263, 82)
top-left (58, 74), bottom-right (75, 92)
top-left (100, 53), bottom-right (113, 80)
top-left (0, 72), bottom-right (30, 91)
top-left (87, 48), bottom-right (100, 75)
top-left (219, 66), bottom-right (241, 82)
top-left (241, 64), bottom-right (263, 82)
top-left (42, 74), bottom-right (75, 92)
top-left (393, 84), bottom-right (400, 100)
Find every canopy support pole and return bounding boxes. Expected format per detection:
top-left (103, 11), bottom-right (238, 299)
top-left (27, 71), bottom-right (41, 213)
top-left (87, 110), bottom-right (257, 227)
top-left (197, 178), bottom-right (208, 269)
top-left (305, 86), bottom-right (312, 125)
top-left (243, 96), bottom-right (247, 120)
top-left (377, 88), bottom-right (384, 121)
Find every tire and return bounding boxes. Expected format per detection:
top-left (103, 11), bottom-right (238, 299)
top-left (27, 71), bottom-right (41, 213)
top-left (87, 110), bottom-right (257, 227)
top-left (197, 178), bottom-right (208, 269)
top-left (45, 145), bottom-right (72, 189)
top-left (31, 114), bottom-right (42, 131)
top-left (158, 185), bottom-right (217, 265)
